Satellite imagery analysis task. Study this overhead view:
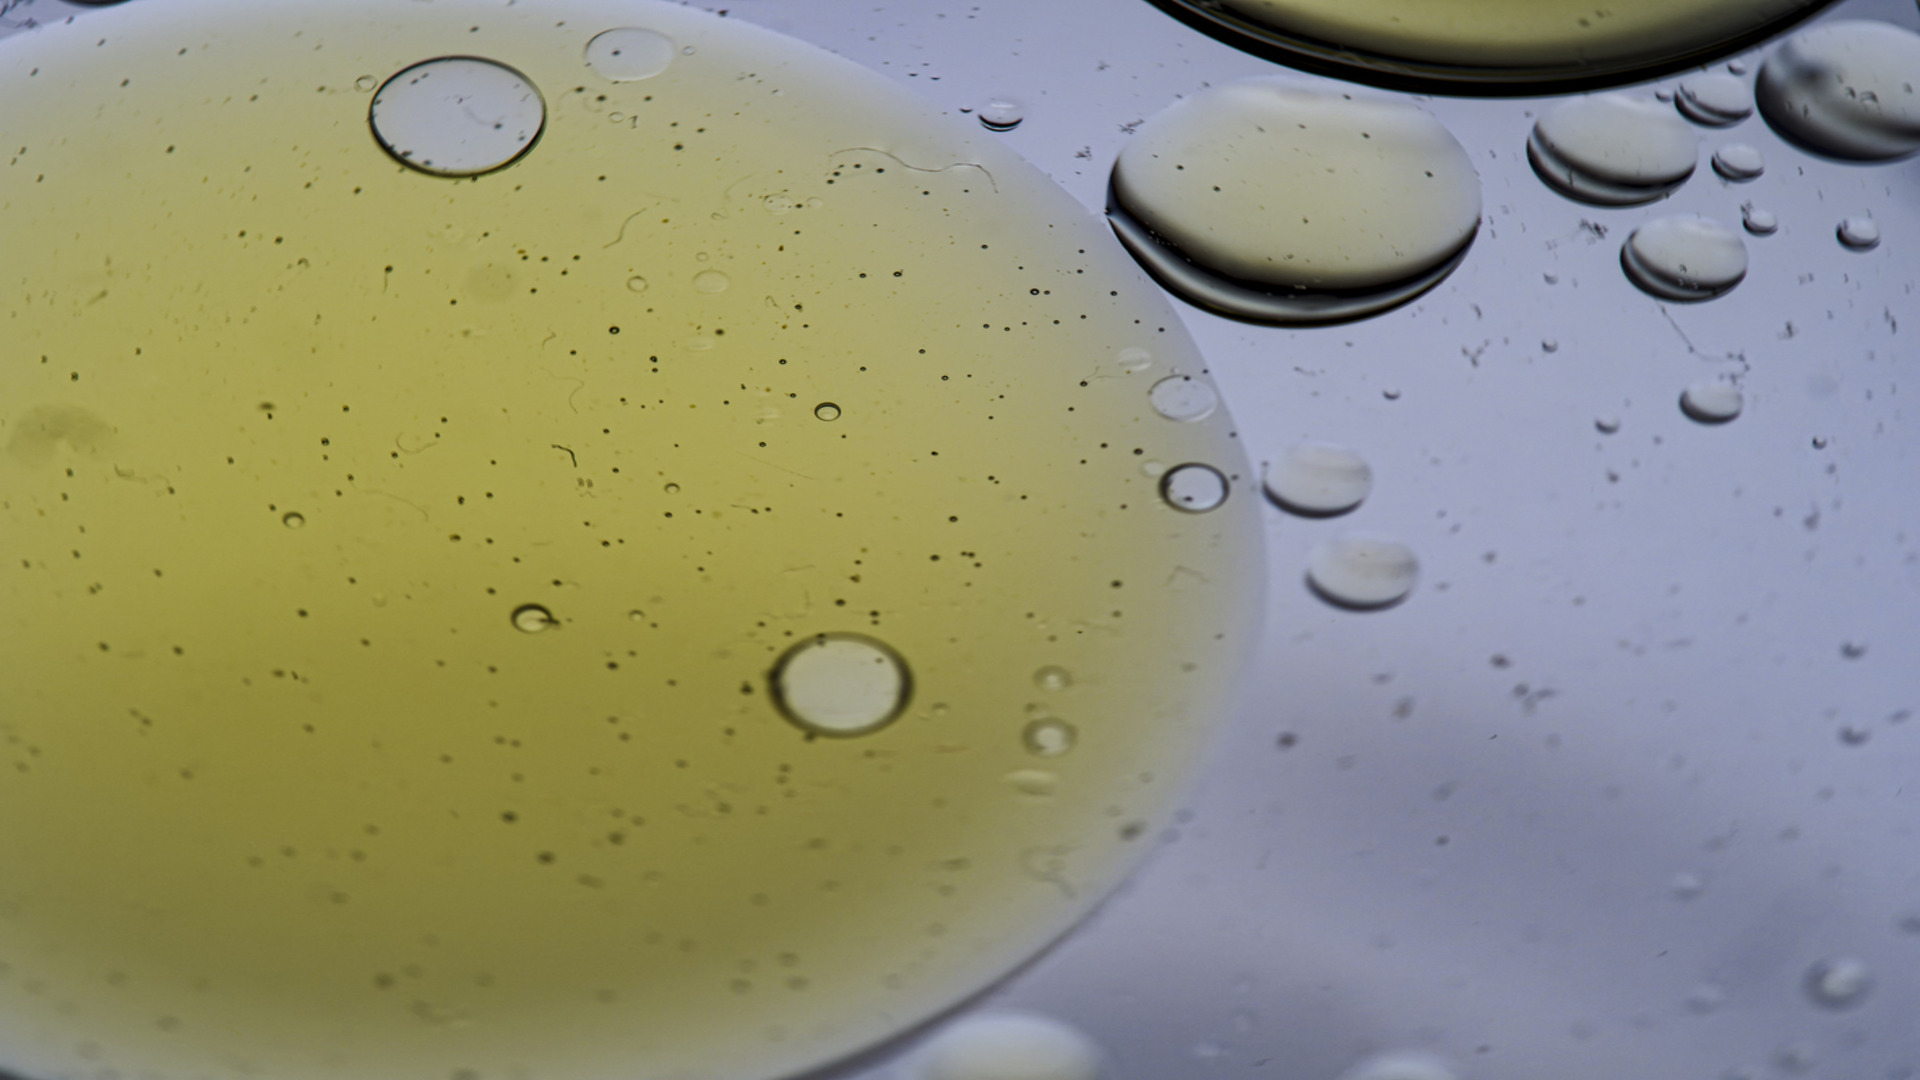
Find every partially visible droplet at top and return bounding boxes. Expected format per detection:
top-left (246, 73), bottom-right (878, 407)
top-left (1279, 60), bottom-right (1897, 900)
top-left (584, 27), bottom-right (677, 82)
top-left (1620, 215), bottom-right (1747, 301)
top-left (1160, 463), bottom-right (1230, 513)
top-left (913, 1011), bottom-right (1103, 1080)
top-left (978, 97), bottom-right (1026, 132)
top-left (1528, 94), bottom-right (1697, 206)
top-left (1804, 957), bottom-right (1874, 1009)
top-left (1711, 142), bottom-right (1765, 180)
top-left (369, 57), bottom-right (545, 177)
top-left (1676, 72), bottom-right (1753, 126)
top-left (1307, 535), bottom-right (1419, 610)
top-left (1742, 205), bottom-right (1779, 235)
top-left (511, 603), bottom-right (557, 632)
top-left (1680, 380), bottom-right (1744, 423)
top-left (770, 633), bottom-right (911, 737)
top-left (1837, 216), bottom-right (1881, 250)
top-left (1757, 21), bottom-right (1920, 161)
top-left (1109, 78), bottom-right (1480, 324)
top-left (1263, 443), bottom-right (1372, 517)
top-left (1148, 375), bottom-right (1220, 422)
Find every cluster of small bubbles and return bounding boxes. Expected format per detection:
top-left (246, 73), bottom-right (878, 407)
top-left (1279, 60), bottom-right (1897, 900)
top-left (1837, 217), bottom-right (1881, 251)
top-left (1680, 380), bottom-right (1744, 424)
top-left (1022, 718), bottom-right (1078, 758)
top-left (1669, 871), bottom-right (1707, 900)
top-left (1676, 73), bottom-right (1753, 126)
top-left (626, 275), bottom-right (649, 293)
top-left (1684, 982), bottom-right (1729, 1014)
top-left (1621, 215), bottom-right (1747, 301)
top-left (1742, 205), bottom-right (1779, 236)
top-left (692, 269), bottom-right (730, 293)
top-left (511, 604), bottom-right (557, 633)
top-left (1147, 375), bottom-right (1220, 422)
top-left (769, 633), bottom-right (911, 737)
top-left (1711, 143), bottom-right (1765, 180)
top-left (1307, 535), bottom-right (1418, 610)
top-left (977, 98), bottom-right (1026, 132)
top-left (368, 57), bottom-right (546, 178)
top-left (1033, 666), bottom-right (1073, 692)
top-left (281, 511), bottom-right (306, 529)
top-left (1160, 463), bottom-right (1229, 513)
top-left (1334, 1051), bottom-right (1458, 1080)
top-left (1595, 414), bottom-right (1622, 434)
top-left (1757, 21), bottom-right (1920, 160)
top-left (911, 1011), bottom-right (1101, 1080)
top-left (584, 27), bottom-right (677, 82)
top-left (813, 402), bottom-right (842, 422)
top-left (1528, 94), bottom-right (1697, 205)
top-left (1803, 957), bottom-right (1874, 1008)
top-left (1541, 337), bottom-right (1559, 353)
top-left (1263, 443), bottom-right (1372, 517)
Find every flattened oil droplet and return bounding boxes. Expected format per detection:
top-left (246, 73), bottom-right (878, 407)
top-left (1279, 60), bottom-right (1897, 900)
top-left (1109, 78), bottom-right (1479, 324)
top-left (1742, 205), bottom-right (1779, 235)
top-left (1837, 216), bottom-right (1881, 250)
top-left (1680, 380), bottom-right (1744, 423)
top-left (369, 57), bottom-right (545, 177)
top-left (626, 275), bottom-right (649, 293)
top-left (1804, 957), bottom-right (1874, 1008)
top-left (1263, 443), bottom-right (1372, 517)
top-left (1032, 666), bottom-right (1072, 692)
top-left (1684, 982), bottom-right (1728, 1014)
top-left (1595, 414), bottom-right (1622, 434)
top-left (1529, 94), bottom-right (1697, 205)
top-left (511, 603), bottom-right (557, 632)
top-left (1022, 718), bottom-right (1078, 757)
top-left (584, 28), bottom-right (677, 82)
top-left (1115, 346), bottom-right (1154, 374)
top-left (1160, 463), bottom-right (1229, 513)
top-left (1620, 215), bottom-right (1747, 301)
top-left (1307, 535), bottom-right (1418, 609)
top-left (813, 402), bottom-right (842, 421)
top-left (1669, 871), bottom-right (1707, 899)
top-left (1335, 1050), bottom-right (1458, 1080)
top-left (1757, 21), bottom-right (1920, 161)
top-left (692, 269), bottom-right (730, 293)
top-left (1147, 375), bottom-right (1219, 422)
top-left (977, 98), bottom-right (1026, 132)
top-left (1002, 770), bottom-right (1059, 797)
top-left (1711, 143), bottom-right (1765, 180)
top-left (1676, 73), bottom-right (1753, 126)
top-left (914, 1011), bottom-right (1102, 1080)
top-left (770, 633), bottom-right (911, 737)
top-left (353, 74), bottom-right (377, 92)
top-left (281, 511), bottom-right (306, 529)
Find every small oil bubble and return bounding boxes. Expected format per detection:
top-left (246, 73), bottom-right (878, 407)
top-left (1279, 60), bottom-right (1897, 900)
top-left (626, 275), bottom-right (649, 293)
top-left (1837, 217), bottom-right (1881, 250)
top-left (1147, 375), bottom-right (1219, 422)
top-left (1595, 414), bottom-right (1622, 434)
top-left (1804, 957), bottom-right (1873, 1009)
top-left (1003, 770), bottom-right (1059, 797)
top-left (627, 609), bottom-right (646, 622)
top-left (1541, 337), bottom-right (1559, 353)
top-left (1680, 380), bottom-right (1743, 423)
top-left (692, 269), bottom-right (730, 293)
top-left (1621, 215), bottom-right (1747, 301)
top-left (584, 28), bottom-right (677, 82)
top-left (511, 604), bottom-right (557, 633)
top-left (1263, 443), bottom-right (1371, 517)
top-left (369, 57), bottom-right (545, 178)
top-left (1529, 93), bottom-right (1697, 205)
top-left (1711, 143), bottom-right (1765, 180)
top-left (1742, 205), bottom-right (1779, 235)
top-left (769, 633), bottom-right (911, 737)
top-left (281, 511), bottom-right (306, 529)
top-left (1757, 21), bottom-right (1920, 160)
top-left (914, 1011), bottom-right (1101, 1080)
top-left (1033, 666), bottom-right (1072, 692)
top-left (1306, 535), bottom-right (1418, 610)
top-left (1022, 718), bottom-right (1078, 758)
top-left (1159, 463), bottom-right (1229, 513)
top-left (1676, 73), bottom-right (1753, 125)
top-left (977, 98), bottom-right (1026, 132)
top-left (813, 402), bottom-right (842, 422)
top-left (353, 75), bottom-right (377, 93)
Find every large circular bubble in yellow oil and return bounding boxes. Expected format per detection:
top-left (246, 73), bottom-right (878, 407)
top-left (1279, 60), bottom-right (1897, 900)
top-left (0, 2), bottom-right (1261, 1079)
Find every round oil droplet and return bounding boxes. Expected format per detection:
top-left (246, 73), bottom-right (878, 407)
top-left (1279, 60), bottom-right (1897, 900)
top-left (1148, 375), bottom-right (1220, 422)
top-left (1742, 205), bottom-right (1779, 235)
top-left (1160, 463), bottom-right (1230, 513)
top-left (281, 511), bottom-right (306, 529)
top-left (1804, 957), bottom-right (1874, 1009)
top-left (914, 1011), bottom-right (1102, 1080)
top-left (626, 275), bottom-right (649, 292)
top-left (1529, 94), bottom-right (1697, 205)
top-left (511, 603), bottom-right (557, 632)
top-left (978, 98), bottom-right (1026, 132)
top-left (1110, 79), bottom-right (1480, 324)
top-left (584, 28), bottom-right (677, 82)
top-left (1837, 216), bottom-right (1881, 250)
top-left (1596, 414), bottom-right (1622, 434)
top-left (1263, 443), bottom-right (1372, 517)
top-left (1711, 142), bottom-right (1765, 180)
top-left (770, 633), bottom-right (911, 738)
top-left (1620, 215), bottom-right (1747, 301)
top-left (1307, 535), bottom-right (1418, 610)
top-left (1022, 718), bottom-right (1078, 758)
top-left (813, 402), bottom-right (842, 421)
top-left (692, 269), bottom-right (730, 293)
top-left (369, 57), bottom-right (545, 177)
top-left (1757, 21), bottom-right (1920, 161)
top-left (1335, 1050), bottom-right (1458, 1080)
top-left (1680, 380), bottom-right (1744, 423)
top-left (1032, 666), bottom-right (1072, 692)
top-left (1676, 73), bottom-right (1753, 126)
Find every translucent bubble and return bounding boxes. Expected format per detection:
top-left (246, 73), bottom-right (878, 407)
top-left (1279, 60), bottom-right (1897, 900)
top-left (281, 511), bottom-right (306, 529)
top-left (511, 603), bottom-right (557, 633)
top-left (1541, 337), bottom-right (1559, 353)
top-left (914, 1011), bottom-right (1101, 1080)
top-left (1022, 718), bottom-right (1078, 758)
top-left (1529, 94), bottom-right (1697, 205)
top-left (1676, 73), bottom-right (1753, 126)
top-left (626, 275), bottom-right (650, 292)
top-left (1148, 375), bottom-right (1220, 422)
top-left (1032, 666), bottom-right (1073, 692)
top-left (1307, 535), bottom-right (1418, 610)
top-left (1110, 79), bottom-right (1480, 324)
top-left (813, 402), bottom-right (842, 421)
top-left (1595, 414), bottom-right (1622, 434)
top-left (1680, 380), bottom-right (1744, 423)
top-left (1804, 957), bottom-right (1874, 1008)
top-left (1160, 463), bottom-right (1229, 513)
top-left (1335, 1051), bottom-right (1458, 1080)
top-left (1670, 871), bottom-right (1707, 899)
top-left (692, 269), bottom-right (730, 293)
top-left (1757, 21), bottom-right (1920, 161)
top-left (353, 74), bottom-right (377, 92)
top-left (770, 633), bottom-right (911, 737)
top-left (584, 28), bottom-right (677, 82)
top-left (1684, 982), bottom-right (1728, 1014)
top-left (369, 57), bottom-right (545, 178)
top-left (1002, 770), bottom-right (1059, 797)
top-left (1115, 346), bottom-right (1154, 374)
top-left (978, 98), bottom-right (1026, 132)
top-left (1742, 205), bottom-right (1779, 235)
top-left (1263, 443), bottom-right (1372, 517)
top-left (1837, 217), bottom-right (1881, 250)
top-left (1620, 215), bottom-right (1747, 301)
top-left (1711, 142), bottom-right (1765, 180)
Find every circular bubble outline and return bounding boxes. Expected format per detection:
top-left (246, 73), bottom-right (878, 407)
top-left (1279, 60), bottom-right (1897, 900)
top-left (368, 55), bottom-right (548, 178)
top-left (767, 632), bottom-right (915, 738)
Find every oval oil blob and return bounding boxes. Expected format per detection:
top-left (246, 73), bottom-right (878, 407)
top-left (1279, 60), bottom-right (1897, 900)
top-left (1148, 375), bottom-right (1220, 422)
top-left (1804, 957), bottom-right (1874, 1008)
top-left (1263, 443), bottom-right (1372, 517)
top-left (1160, 463), bottom-right (1231, 513)
top-left (1837, 216), bottom-right (1881, 250)
top-left (978, 98), bottom-right (1026, 132)
top-left (1680, 380), bottom-right (1744, 423)
top-left (584, 28), bottom-right (677, 82)
top-left (369, 56), bottom-right (544, 177)
top-left (770, 633), bottom-right (911, 737)
top-left (1743, 205), bottom-right (1779, 235)
top-left (1676, 72), bottom-right (1753, 125)
top-left (1711, 142), bottom-right (1765, 180)
top-left (1757, 21), bottom-right (1920, 160)
top-left (1620, 215), bottom-right (1747, 301)
top-left (1307, 535), bottom-right (1418, 609)
top-left (1529, 94), bottom-right (1697, 205)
